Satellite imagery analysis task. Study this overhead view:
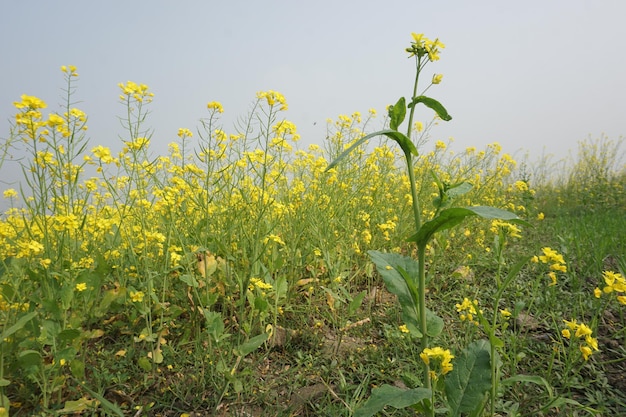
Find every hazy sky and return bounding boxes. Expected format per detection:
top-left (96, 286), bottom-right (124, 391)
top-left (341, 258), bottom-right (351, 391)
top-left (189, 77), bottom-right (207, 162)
top-left (1, 0), bottom-right (625, 173)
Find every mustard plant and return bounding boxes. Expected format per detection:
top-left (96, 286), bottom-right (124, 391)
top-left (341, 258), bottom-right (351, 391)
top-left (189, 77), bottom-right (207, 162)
top-left (327, 33), bottom-right (529, 417)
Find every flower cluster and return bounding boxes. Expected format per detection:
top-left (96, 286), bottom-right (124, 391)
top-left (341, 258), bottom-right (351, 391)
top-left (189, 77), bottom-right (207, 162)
top-left (249, 277), bottom-right (273, 294)
top-left (406, 33), bottom-right (445, 61)
top-left (594, 271), bottom-right (626, 305)
top-left (256, 90), bottom-right (288, 111)
top-left (455, 297), bottom-right (481, 326)
top-left (562, 319), bottom-right (599, 361)
top-left (129, 290), bottom-right (145, 303)
top-left (532, 247), bottom-right (567, 286)
top-left (490, 219), bottom-right (522, 239)
top-left (118, 81), bottom-right (154, 103)
top-left (207, 101), bottom-right (224, 113)
top-left (420, 346), bottom-right (454, 380)
top-left (61, 65), bottom-right (79, 77)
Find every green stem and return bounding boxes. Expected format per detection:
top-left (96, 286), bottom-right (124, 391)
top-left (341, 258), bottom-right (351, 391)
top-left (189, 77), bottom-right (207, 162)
top-left (405, 153), bottom-right (422, 232)
top-left (490, 341), bottom-right (497, 416)
top-left (404, 55), bottom-right (431, 401)
top-left (418, 244), bottom-right (430, 391)
top-left (405, 56), bottom-right (422, 141)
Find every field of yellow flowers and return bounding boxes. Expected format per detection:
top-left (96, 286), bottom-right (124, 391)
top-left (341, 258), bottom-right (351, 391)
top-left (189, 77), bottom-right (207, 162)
top-left (0, 66), bottom-right (625, 416)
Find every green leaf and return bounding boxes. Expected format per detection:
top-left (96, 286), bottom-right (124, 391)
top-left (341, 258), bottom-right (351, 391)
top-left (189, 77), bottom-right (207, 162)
top-left (0, 378), bottom-right (10, 387)
top-left (446, 182), bottom-right (473, 199)
top-left (58, 328), bottom-right (82, 343)
top-left (501, 374), bottom-right (554, 399)
top-left (237, 333), bottom-right (268, 357)
top-left (388, 97), bottom-right (407, 131)
top-left (95, 288), bottom-right (125, 317)
top-left (179, 274), bottom-right (199, 288)
top-left (137, 356), bottom-right (152, 371)
top-left (254, 296), bottom-right (269, 313)
top-left (368, 251), bottom-right (419, 334)
top-left (325, 130), bottom-right (417, 172)
top-left (18, 350), bottom-right (42, 368)
top-left (0, 311), bottom-right (36, 343)
top-left (70, 359), bottom-right (85, 380)
top-left (274, 275), bottom-right (288, 300)
top-left (75, 379), bottom-right (125, 417)
top-left (465, 206), bottom-right (531, 224)
top-left (60, 397), bottom-right (99, 413)
top-left (348, 290), bottom-right (367, 316)
top-left (368, 251), bottom-right (443, 337)
top-left (203, 310), bottom-right (226, 342)
top-left (425, 308), bottom-right (445, 338)
top-left (355, 384), bottom-right (431, 417)
top-left (408, 96), bottom-right (452, 121)
top-left (409, 206), bottom-right (530, 248)
top-left (445, 339), bottom-right (492, 417)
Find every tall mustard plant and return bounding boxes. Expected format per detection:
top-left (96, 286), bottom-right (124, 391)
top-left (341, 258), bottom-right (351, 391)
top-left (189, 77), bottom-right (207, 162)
top-left (327, 33), bottom-right (529, 417)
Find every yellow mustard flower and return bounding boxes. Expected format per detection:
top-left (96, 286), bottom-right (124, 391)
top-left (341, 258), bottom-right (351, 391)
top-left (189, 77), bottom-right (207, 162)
top-left (420, 346), bottom-right (454, 375)
top-left (130, 291), bottom-right (145, 303)
top-left (13, 94), bottom-right (47, 110)
top-left (177, 128), bottom-right (193, 138)
top-left (75, 282), bottom-right (87, 292)
top-left (207, 101), bottom-right (224, 113)
top-left (3, 189), bottom-right (17, 199)
top-left (580, 345), bottom-right (593, 361)
top-left (562, 319), bottom-right (599, 360)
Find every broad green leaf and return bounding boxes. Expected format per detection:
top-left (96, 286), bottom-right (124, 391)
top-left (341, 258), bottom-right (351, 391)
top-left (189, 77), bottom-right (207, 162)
top-left (409, 206), bottom-right (530, 248)
top-left (355, 384), bottom-right (431, 417)
top-left (446, 182), bottom-right (473, 199)
top-left (254, 296), bottom-right (269, 313)
top-left (57, 346), bottom-right (78, 362)
top-left (237, 332), bottom-right (268, 357)
top-left (425, 308), bottom-right (445, 338)
top-left (409, 208), bottom-right (475, 248)
top-left (389, 97), bottom-right (407, 131)
top-left (137, 356), bottom-right (152, 371)
top-left (70, 359), bottom-right (85, 379)
top-left (0, 311), bottom-right (36, 342)
top-left (274, 275), bottom-right (288, 300)
top-left (368, 251), bottom-right (443, 337)
top-left (465, 206), bottom-right (530, 225)
top-left (325, 130), bottom-right (417, 172)
top-left (179, 274), bottom-right (199, 288)
top-left (0, 378), bottom-right (10, 387)
top-left (408, 95), bottom-right (452, 121)
top-left (445, 339), bottom-right (492, 417)
top-left (18, 350), bottom-right (42, 368)
top-left (368, 251), bottom-right (419, 334)
top-left (380, 130), bottom-right (418, 157)
top-left (58, 328), bottom-right (81, 343)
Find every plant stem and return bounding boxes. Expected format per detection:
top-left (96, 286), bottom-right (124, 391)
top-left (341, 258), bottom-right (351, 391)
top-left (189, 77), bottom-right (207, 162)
top-left (405, 56), bottom-right (422, 144)
top-left (404, 56), bottom-right (431, 396)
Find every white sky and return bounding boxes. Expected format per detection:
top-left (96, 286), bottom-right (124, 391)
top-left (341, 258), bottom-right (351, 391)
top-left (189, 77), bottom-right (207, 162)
top-left (1, 0), bottom-right (625, 176)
